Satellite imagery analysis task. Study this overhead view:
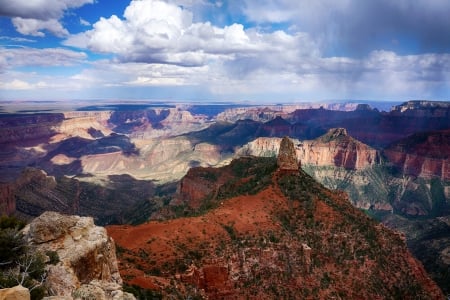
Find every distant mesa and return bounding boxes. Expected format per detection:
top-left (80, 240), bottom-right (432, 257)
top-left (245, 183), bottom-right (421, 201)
top-left (277, 136), bottom-right (300, 171)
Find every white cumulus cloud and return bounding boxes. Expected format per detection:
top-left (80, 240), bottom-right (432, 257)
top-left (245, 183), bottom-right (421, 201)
top-left (64, 0), bottom-right (318, 68)
top-left (12, 17), bottom-right (69, 37)
top-left (0, 0), bottom-right (94, 37)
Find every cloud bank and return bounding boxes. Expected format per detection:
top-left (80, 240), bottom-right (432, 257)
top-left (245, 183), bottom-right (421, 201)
top-left (242, 0), bottom-right (450, 55)
top-left (0, 0), bottom-right (449, 101)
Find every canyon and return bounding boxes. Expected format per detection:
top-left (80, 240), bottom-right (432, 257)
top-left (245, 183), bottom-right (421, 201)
top-left (0, 100), bottom-right (449, 297)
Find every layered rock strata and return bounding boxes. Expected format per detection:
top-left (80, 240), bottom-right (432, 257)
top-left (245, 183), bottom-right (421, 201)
top-left (240, 128), bottom-right (379, 170)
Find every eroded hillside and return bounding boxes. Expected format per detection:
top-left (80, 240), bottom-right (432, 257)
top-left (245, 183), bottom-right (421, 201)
top-left (108, 138), bottom-right (444, 299)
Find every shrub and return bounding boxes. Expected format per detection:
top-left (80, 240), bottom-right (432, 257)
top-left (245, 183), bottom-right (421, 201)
top-left (45, 250), bottom-right (60, 265)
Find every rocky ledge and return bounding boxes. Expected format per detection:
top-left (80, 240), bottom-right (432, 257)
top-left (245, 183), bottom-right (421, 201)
top-left (22, 211), bottom-right (135, 300)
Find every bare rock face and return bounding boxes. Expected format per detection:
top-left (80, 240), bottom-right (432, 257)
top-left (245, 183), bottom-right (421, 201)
top-left (0, 182), bottom-right (16, 216)
top-left (299, 128), bottom-right (379, 170)
top-left (0, 285), bottom-right (30, 300)
top-left (277, 136), bottom-right (299, 171)
top-left (240, 129), bottom-right (378, 171)
top-left (383, 129), bottom-right (450, 180)
top-left (23, 211), bottom-right (135, 300)
top-left (0, 168), bottom-right (57, 217)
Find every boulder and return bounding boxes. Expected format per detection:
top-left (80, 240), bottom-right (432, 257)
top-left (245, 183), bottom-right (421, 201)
top-left (0, 285), bottom-right (30, 300)
top-left (23, 212), bottom-right (135, 300)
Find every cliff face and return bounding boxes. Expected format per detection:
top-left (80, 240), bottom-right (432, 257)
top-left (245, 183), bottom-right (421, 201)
top-left (285, 101), bottom-right (450, 148)
top-left (238, 130), bottom-right (449, 217)
top-left (237, 131), bottom-right (386, 211)
top-left (383, 129), bottom-right (450, 181)
top-left (0, 114), bottom-right (65, 144)
top-left (0, 168), bottom-right (57, 217)
top-left (23, 211), bottom-right (135, 300)
top-left (107, 140), bottom-right (444, 299)
top-left (0, 182), bottom-right (16, 215)
top-left (299, 128), bottom-right (380, 170)
top-left (0, 167), bottom-right (157, 225)
top-left (111, 107), bottom-right (210, 138)
top-left (216, 102), bottom-right (362, 123)
top-left (0, 108), bottom-right (211, 184)
top-left (240, 128), bottom-right (379, 170)
top-left (56, 111), bottom-right (112, 140)
top-left (391, 100), bottom-right (450, 117)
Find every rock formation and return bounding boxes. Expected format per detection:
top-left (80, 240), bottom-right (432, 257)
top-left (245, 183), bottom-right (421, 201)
top-left (277, 136), bottom-right (299, 171)
top-left (0, 182), bottom-right (16, 216)
top-left (0, 168), bottom-right (158, 225)
top-left (108, 153), bottom-right (444, 299)
top-left (383, 129), bottom-right (450, 180)
top-left (216, 102), bottom-right (362, 123)
top-left (299, 128), bottom-right (379, 170)
top-left (239, 128), bottom-right (379, 171)
top-left (0, 285), bottom-right (30, 300)
top-left (1, 102), bottom-right (449, 295)
top-left (22, 211), bottom-right (135, 300)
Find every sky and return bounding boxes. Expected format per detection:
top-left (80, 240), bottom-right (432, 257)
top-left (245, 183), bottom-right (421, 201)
top-left (0, 0), bottom-right (449, 103)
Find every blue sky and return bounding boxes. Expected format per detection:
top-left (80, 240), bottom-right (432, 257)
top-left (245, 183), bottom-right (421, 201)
top-left (0, 0), bottom-right (449, 102)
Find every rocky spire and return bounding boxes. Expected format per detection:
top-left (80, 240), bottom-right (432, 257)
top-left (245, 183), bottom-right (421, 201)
top-left (277, 136), bottom-right (299, 171)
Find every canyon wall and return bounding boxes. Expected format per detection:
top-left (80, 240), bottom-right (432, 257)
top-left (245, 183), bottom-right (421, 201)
top-left (239, 128), bottom-right (379, 170)
top-left (383, 129), bottom-right (450, 181)
top-left (237, 128), bottom-right (449, 216)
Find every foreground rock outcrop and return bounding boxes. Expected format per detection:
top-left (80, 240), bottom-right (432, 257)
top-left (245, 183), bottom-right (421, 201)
top-left (23, 211), bottom-right (135, 300)
top-left (0, 285), bottom-right (30, 300)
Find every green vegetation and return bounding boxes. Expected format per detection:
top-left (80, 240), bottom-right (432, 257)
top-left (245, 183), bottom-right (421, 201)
top-left (430, 178), bottom-right (447, 217)
top-left (222, 223), bottom-right (238, 241)
top-left (197, 169), bottom-right (218, 182)
top-left (0, 216), bottom-right (47, 300)
top-left (0, 216), bottom-right (26, 266)
top-left (45, 250), bottom-right (60, 265)
top-left (123, 284), bottom-right (163, 299)
top-left (217, 157), bottom-right (278, 199)
top-left (168, 157), bottom-right (278, 218)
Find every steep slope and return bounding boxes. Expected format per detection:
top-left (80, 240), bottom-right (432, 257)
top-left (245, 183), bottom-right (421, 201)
top-left (239, 129), bottom-right (450, 217)
top-left (0, 106), bottom-right (212, 184)
top-left (299, 128), bottom-right (380, 169)
top-left (108, 107), bottom-right (210, 137)
top-left (216, 102), bottom-right (363, 122)
top-left (108, 138), bottom-right (443, 299)
top-left (383, 129), bottom-right (450, 181)
top-left (238, 129), bottom-right (389, 211)
top-left (383, 214), bottom-right (450, 295)
top-left (239, 128), bottom-right (379, 170)
top-left (286, 101), bottom-right (450, 148)
top-left (0, 167), bottom-right (160, 225)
